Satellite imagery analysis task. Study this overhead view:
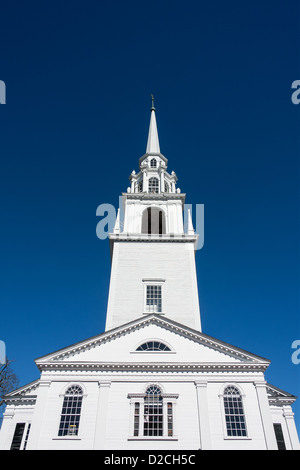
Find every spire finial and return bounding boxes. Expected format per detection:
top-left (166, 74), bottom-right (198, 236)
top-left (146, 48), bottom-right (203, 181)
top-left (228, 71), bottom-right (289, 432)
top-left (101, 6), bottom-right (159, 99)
top-left (146, 95), bottom-right (160, 154)
top-left (151, 93), bottom-right (155, 111)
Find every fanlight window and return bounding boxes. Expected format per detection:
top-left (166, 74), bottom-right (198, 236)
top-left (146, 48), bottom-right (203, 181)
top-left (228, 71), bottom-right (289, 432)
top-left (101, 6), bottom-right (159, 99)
top-left (136, 341), bottom-right (171, 351)
top-left (223, 386), bottom-right (247, 437)
top-left (58, 385), bottom-right (83, 436)
top-left (148, 177), bottom-right (159, 193)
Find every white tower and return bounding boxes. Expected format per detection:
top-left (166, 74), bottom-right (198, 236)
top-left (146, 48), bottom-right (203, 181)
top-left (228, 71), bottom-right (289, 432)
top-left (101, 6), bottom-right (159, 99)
top-left (105, 98), bottom-right (201, 331)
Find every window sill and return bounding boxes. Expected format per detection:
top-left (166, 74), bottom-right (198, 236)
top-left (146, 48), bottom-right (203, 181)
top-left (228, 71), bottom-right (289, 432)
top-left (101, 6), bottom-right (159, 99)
top-left (128, 436), bottom-right (178, 441)
top-left (52, 436), bottom-right (81, 441)
top-left (142, 312), bottom-right (165, 316)
top-left (131, 351), bottom-right (176, 354)
top-left (223, 437), bottom-right (252, 440)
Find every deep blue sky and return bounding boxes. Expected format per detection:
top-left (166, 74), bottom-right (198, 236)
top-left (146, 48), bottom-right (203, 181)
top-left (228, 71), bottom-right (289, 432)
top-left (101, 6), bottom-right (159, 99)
top-left (1, 1), bottom-right (299, 434)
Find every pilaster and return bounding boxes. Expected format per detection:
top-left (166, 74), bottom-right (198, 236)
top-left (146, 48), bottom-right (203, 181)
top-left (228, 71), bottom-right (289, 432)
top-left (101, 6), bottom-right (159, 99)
top-left (26, 380), bottom-right (51, 449)
top-left (93, 381), bottom-right (111, 449)
top-left (195, 381), bottom-right (211, 449)
top-left (254, 381), bottom-right (277, 449)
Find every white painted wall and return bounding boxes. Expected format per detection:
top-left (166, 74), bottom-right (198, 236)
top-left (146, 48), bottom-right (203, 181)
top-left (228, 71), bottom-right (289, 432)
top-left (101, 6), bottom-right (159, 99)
top-left (3, 371), bottom-right (300, 450)
top-left (105, 242), bottom-right (201, 331)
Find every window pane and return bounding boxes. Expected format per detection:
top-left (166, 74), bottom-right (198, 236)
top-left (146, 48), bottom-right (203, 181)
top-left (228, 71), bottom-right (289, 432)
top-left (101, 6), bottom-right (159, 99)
top-left (223, 386), bottom-right (247, 437)
top-left (58, 386), bottom-right (83, 436)
top-left (10, 423), bottom-right (25, 450)
top-left (148, 177), bottom-right (159, 193)
top-left (146, 285), bottom-right (162, 313)
top-left (144, 386), bottom-right (163, 436)
top-left (274, 423), bottom-right (286, 450)
top-left (134, 403), bottom-right (140, 436)
top-left (136, 341), bottom-right (170, 351)
top-left (167, 403), bottom-right (173, 436)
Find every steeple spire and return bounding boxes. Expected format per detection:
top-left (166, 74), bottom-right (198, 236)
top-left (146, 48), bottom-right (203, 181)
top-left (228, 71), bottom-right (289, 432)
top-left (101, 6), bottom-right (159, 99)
top-left (151, 93), bottom-right (155, 110)
top-left (146, 94), bottom-right (160, 154)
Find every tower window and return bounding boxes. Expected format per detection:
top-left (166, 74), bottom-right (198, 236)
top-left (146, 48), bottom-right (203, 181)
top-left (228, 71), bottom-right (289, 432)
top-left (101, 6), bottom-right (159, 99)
top-left (58, 385), bottom-right (83, 436)
top-left (164, 182), bottom-right (169, 193)
top-left (150, 158), bottom-right (157, 168)
top-left (141, 207), bottom-right (166, 234)
top-left (137, 181), bottom-right (143, 192)
top-left (146, 285), bottom-right (162, 313)
top-left (148, 177), bottom-right (159, 193)
top-left (223, 386), bottom-right (247, 437)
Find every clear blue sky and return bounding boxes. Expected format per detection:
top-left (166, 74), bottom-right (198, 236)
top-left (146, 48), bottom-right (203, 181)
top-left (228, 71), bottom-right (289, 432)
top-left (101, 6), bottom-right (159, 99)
top-left (0, 1), bottom-right (299, 434)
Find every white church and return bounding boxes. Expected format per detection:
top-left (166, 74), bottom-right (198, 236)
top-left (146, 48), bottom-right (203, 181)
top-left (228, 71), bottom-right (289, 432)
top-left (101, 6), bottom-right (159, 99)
top-left (0, 101), bottom-right (299, 451)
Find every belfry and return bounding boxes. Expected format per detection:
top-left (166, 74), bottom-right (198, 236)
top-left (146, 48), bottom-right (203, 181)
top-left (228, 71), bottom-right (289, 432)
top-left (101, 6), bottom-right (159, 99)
top-left (0, 100), bottom-right (299, 450)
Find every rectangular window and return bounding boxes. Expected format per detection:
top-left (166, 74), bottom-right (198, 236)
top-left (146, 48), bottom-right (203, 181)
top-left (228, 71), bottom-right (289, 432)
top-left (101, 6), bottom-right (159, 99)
top-left (146, 285), bottom-right (162, 313)
top-left (10, 423), bottom-right (26, 450)
top-left (23, 423), bottom-right (31, 450)
top-left (167, 403), bottom-right (173, 437)
top-left (58, 394), bottom-right (82, 436)
top-left (274, 423), bottom-right (286, 450)
top-left (224, 395), bottom-right (247, 437)
top-left (144, 401), bottom-right (163, 436)
top-left (134, 403), bottom-right (140, 436)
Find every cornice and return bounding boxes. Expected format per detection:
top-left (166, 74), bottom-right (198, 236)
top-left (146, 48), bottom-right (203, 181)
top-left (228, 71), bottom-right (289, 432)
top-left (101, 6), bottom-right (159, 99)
top-left (36, 361), bottom-right (269, 373)
top-left (109, 233), bottom-right (198, 243)
top-left (121, 192), bottom-right (186, 202)
top-left (4, 395), bottom-right (37, 405)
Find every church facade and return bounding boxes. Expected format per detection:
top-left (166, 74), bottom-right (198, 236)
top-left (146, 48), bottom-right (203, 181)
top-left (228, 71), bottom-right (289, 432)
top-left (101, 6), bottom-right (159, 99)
top-left (0, 103), bottom-right (299, 450)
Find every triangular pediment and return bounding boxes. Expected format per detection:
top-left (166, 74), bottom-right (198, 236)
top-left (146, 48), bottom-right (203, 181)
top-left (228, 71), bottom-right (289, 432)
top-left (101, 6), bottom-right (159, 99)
top-left (3, 379), bottom-right (39, 403)
top-left (34, 315), bottom-right (270, 373)
top-left (266, 383), bottom-right (297, 404)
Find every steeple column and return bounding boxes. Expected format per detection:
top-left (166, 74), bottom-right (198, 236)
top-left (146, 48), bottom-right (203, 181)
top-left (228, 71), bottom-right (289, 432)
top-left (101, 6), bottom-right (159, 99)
top-left (160, 171), bottom-right (164, 193)
top-left (143, 171), bottom-right (147, 192)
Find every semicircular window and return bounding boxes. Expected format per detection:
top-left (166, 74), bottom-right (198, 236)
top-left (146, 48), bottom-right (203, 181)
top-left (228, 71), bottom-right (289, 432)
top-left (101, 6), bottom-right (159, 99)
top-left (136, 341), bottom-right (171, 351)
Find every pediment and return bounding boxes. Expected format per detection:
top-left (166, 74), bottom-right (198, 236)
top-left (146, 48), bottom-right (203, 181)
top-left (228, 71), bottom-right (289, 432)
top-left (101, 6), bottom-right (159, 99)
top-left (3, 379), bottom-right (39, 403)
top-left (266, 383), bottom-right (297, 405)
top-left (34, 315), bottom-right (270, 373)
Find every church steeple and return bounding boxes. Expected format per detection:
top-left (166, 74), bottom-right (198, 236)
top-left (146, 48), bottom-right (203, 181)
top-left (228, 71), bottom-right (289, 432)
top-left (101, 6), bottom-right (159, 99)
top-left (106, 99), bottom-right (201, 332)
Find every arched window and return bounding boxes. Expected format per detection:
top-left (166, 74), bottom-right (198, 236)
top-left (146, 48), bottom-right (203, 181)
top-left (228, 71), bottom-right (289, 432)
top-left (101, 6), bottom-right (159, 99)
top-left (148, 177), bottom-right (159, 193)
top-left (136, 341), bottom-right (171, 351)
top-left (223, 386), bottom-right (247, 437)
top-left (144, 386), bottom-right (163, 436)
top-left (150, 158), bottom-right (157, 168)
top-left (141, 207), bottom-right (166, 235)
top-left (58, 385), bottom-right (83, 436)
